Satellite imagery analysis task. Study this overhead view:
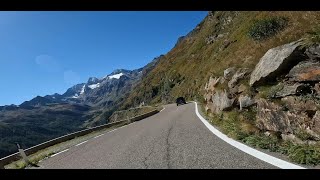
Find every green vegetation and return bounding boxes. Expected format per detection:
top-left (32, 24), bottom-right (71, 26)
top-left (242, 134), bottom-right (280, 152)
top-left (256, 84), bottom-right (282, 99)
top-left (122, 12), bottom-right (320, 109)
top-left (287, 144), bottom-right (320, 165)
top-left (295, 129), bottom-right (315, 141)
top-left (201, 103), bottom-right (320, 166)
top-left (303, 25), bottom-right (320, 45)
top-left (248, 17), bottom-right (288, 41)
top-left (125, 11), bottom-right (320, 166)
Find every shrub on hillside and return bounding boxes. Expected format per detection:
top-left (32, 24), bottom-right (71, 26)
top-left (287, 144), bottom-right (320, 165)
top-left (303, 26), bottom-right (320, 46)
top-left (248, 17), bottom-right (288, 41)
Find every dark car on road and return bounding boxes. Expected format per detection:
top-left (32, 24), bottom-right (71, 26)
top-left (176, 97), bottom-right (187, 106)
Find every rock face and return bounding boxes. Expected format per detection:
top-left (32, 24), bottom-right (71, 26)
top-left (281, 134), bottom-right (304, 144)
top-left (204, 77), bottom-right (220, 92)
top-left (249, 40), bottom-right (305, 86)
top-left (206, 90), bottom-right (235, 114)
top-left (256, 98), bottom-right (293, 133)
top-left (228, 68), bottom-right (249, 89)
top-left (224, 67), bottom-right (236, 80)
top-left (274, 83), bottom-right (310, 98)
top-left (314, 83), bottom-right (320, 95)
top-left (203, 40), bottom-right (320, 144)
top-left (287, 61), bottom-right (320, 82)
top-left (238, 95), bottom-right (254, 110)
top-left (281, 96), bottom-right (318, 114)
top-left (256, 98), bottom-right (320, 139)
top-left (313, 111), bottom-right (320, 134)
top-left (305, 43), bottom-right (320, 60)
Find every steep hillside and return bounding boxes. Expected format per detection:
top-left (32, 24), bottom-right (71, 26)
top-left (121, 11), bottom-right (320, 165)
top-left (122, 11), bottom-right (320, 107)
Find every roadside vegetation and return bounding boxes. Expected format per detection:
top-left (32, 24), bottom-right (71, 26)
top-left (202, 107), bottom-right (320, 166)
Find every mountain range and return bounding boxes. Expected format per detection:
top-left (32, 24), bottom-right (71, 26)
top-left (1, 11), bottom-right (320, 164)
top-left (0, 55), bottom-right (160, 158)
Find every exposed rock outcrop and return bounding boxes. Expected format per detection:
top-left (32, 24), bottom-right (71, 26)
top-left (204, 77), bottom-right (220, 92)
top-left (312, 111), bottom-right (320, 134)
top-left (206, 90), bottom-right (235, 114)
top-left (224, 67), bottom-right (236, 80)
top-left (287, 61), bottom-right (320, 82)
top-left (314, 83), bottom-right (320, 95)
top-left (228, 68), bottom-right (249, 89)
top-left (305, 43), bottom-right (320, 61)
top-left (249, 40), bottom-right (305, 86)
top-left (281, 96), bottom-right (318, 114)
top-left (238, 95), bottom-right (254, 110)
top-left (274, 83), bottom-right (311, 98)
top-left (281, 134), bottom-right (304, 144)
top-left (256, 98), bottom-right (293, 133)
top-left (256, 98), bottom-right (320, 140)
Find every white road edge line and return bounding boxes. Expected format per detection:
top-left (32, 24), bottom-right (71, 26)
top-left (75, 140), bottom-right (88, 147)
top-left (192, 101), bottom-right (305, 169)
top-left (160, 107), bottom-right (166, 112)
top-left (51, 149), bottom-right (69, 157)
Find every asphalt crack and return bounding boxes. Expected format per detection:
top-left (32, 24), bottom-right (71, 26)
top-left (165, 119), bottom-right (177, 169)
top-left (142, 139), bottom-right (157, 169)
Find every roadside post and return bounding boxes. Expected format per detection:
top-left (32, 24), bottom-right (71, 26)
top-left (127, 116), bottom-right (130, 124)
top-left (16, 143), bottom-right (31, 166)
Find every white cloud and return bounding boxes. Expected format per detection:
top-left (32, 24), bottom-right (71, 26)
top-left (64, 70), bottom-right (80, 85)
top-left (35, 54), bottom-right (61, 72)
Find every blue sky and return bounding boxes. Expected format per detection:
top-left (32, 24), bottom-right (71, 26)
top-left (0, 11), bottom-right (207, 106)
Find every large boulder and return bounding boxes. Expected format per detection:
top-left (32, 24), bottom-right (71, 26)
top-left (287, 61), bottom-right (320, 82)
top-left (206, 90), bottom-right (235, 114)
top-left (249, 40), bottom-right (305, 87)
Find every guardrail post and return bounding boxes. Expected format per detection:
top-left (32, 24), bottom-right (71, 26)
top-left (17, 143), bottom-right (31, 166)
top-left (127, 116), bottom-right (131, 124)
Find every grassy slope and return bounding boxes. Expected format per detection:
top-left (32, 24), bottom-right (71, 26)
top-left (119, 11), bottom-right (320, 165)
top-left (121, 11), bottom-right (320, 108)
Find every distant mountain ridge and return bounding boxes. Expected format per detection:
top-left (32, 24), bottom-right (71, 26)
top-left (0, 55), bottom-right (161, 158)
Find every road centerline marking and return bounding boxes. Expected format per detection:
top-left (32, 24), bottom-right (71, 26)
top-left (51, 149), bottom-right (69, 157)
top-left (75, 140), bottom-right (88, 147)
top-left (94, 134), bottom-right (104, 139)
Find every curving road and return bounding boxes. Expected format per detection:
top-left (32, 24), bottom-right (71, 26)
top-left (36, 103), bottom-right (277, 169)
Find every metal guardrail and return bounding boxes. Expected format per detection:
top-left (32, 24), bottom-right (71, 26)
top-left (0, 108), bottom-right (160, 169)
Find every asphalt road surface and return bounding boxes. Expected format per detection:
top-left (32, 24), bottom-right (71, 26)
top-left (36, 103), bottom-right (276, 169)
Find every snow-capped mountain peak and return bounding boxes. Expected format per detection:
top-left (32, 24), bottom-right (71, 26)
top-left (108, 73), bottom-right (124, 79)
top-left (88, 83), bottom-right (100, 89)
top-left (80, 84), bottom-right (86, 95)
